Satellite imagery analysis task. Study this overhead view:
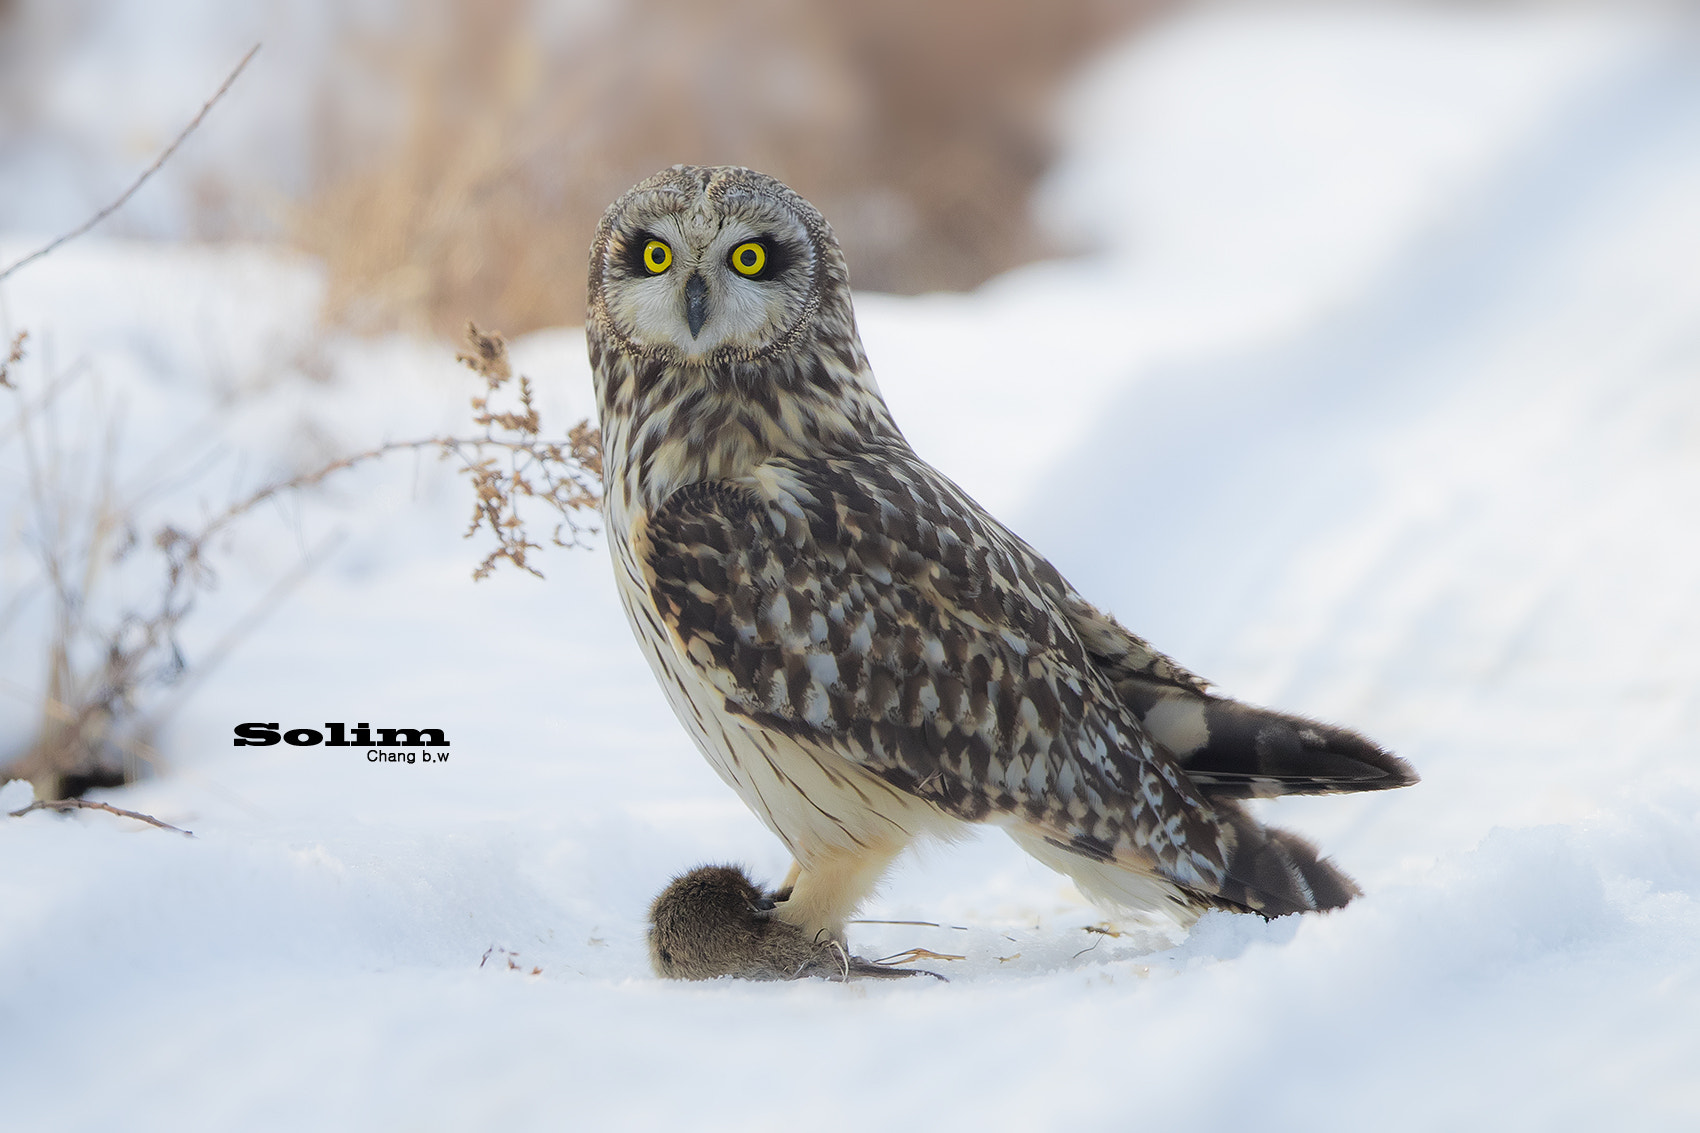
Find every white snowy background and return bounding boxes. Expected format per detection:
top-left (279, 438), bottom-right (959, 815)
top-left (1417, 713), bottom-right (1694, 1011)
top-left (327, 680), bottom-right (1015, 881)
top-left (4, 4), bottom-right (1699, 1130)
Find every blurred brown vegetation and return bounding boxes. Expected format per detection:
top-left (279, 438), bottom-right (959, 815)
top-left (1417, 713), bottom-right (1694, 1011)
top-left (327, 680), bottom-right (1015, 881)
top-left (295, 0), bottom-right (1169, 338)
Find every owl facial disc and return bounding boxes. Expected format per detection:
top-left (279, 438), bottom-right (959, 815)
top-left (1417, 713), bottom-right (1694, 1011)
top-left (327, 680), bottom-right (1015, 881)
top-left (590, 166), bottom-right (823, 365)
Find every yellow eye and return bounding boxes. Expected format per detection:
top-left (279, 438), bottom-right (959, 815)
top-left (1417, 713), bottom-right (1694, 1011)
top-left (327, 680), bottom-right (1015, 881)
top-left (730, 241), bottom-right (766, 277)
top-left (643, 239), bottom-right (672, 274)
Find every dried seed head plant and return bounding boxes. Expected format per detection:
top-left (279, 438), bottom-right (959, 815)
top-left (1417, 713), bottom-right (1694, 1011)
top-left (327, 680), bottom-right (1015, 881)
top-left (0, 320), bottom-right (601, 801)
top-left (455, 323), bottom-right (603, 579)
top-left (1, 44), bottom-right (603, 806)
top-left (1, 331), bottom-right (206, 798)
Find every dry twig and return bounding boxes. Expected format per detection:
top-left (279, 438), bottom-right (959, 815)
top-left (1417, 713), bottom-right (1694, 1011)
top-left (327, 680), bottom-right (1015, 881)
top-left (453, 322), bottom-right (603, 578)
top-left (0, 45), bottom-right (261, 284)
top-left (0, 41), bottom-right (268, 796)
top-left (849, 918), bottom-right (970, 930)
top-left (0, 331), bottom-right (24, 389)
top-left (165, 322), bottom-right (601, 583)
top-left (0, 320), bottom-right (599, 796)
top-left (1072, 936), bottom-right (1105, 960)
top-left (873, 947), bottom-right (967, 966)
top-left (8, 797), bottom-right (194, 837)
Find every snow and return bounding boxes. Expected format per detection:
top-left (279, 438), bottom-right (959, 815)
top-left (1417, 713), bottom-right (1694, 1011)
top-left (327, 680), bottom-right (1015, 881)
top-left (4, 5), bottom-right (1700, 1130)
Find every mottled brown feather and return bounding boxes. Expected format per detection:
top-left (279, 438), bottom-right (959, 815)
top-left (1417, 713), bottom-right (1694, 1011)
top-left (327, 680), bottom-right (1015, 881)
top-left (641, 443), bottom-right (1232, 896)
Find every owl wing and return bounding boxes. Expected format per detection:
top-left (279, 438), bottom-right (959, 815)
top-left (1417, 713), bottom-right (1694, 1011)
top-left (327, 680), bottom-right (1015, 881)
top-left (637, 446), bottom-right (1232, 895)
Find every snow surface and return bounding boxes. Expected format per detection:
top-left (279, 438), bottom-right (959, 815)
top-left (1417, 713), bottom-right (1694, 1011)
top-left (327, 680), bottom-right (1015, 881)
top-left (4, 5), bottom-right (1700, 1130)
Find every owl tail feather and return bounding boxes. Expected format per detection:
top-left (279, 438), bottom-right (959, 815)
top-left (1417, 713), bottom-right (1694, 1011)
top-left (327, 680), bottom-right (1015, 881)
top-left (1209, 806), bottom-right (1360, 917)
top-left (1123, 684), bottom-right (1418, 800)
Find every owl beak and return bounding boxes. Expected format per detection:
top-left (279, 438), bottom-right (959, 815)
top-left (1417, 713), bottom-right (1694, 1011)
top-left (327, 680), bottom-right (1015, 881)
top-left (684, 272), bottom-right (709, 338)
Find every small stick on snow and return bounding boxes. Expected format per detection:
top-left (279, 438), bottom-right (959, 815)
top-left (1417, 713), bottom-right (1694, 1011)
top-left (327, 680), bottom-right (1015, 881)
top-left (8, 798), bottom-right (194, 837)
top-left (873, 947), bottom-right (966, 965)
top-left (1071, 937), bottom-right (1104, 960)
top-left (0, 44), bottom-right (261, 284)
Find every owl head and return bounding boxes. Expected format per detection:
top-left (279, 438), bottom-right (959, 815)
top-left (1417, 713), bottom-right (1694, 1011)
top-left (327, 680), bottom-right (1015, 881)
top-left (589, 167), bottom-right (901, 501)
top-left (587, 165), bottom-right (856, 369)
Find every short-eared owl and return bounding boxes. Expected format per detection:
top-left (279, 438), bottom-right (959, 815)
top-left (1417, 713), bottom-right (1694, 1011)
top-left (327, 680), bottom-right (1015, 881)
top-left (589, 165), bottom-right (1415, 948)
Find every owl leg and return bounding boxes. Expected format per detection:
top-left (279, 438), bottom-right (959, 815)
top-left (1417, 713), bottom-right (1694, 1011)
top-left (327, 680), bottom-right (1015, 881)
top-left (771, 843), bottom-right (904, 944)
top-left (772, 859), bottom-right (802, 902)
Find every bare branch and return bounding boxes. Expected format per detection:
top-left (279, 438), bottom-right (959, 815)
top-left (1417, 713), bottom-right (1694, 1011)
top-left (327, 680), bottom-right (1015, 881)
top-left (8, 797), bottom-right (194, 837)
top-left (0, 44), bottom-right (261, 284)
